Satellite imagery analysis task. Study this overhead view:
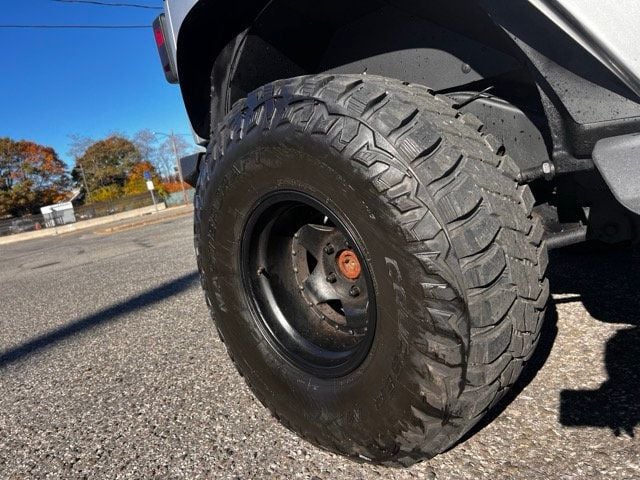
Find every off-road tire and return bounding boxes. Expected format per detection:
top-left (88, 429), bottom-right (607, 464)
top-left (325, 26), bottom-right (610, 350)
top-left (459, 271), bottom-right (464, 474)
top-left (194, 74), bottom-right (549, 466)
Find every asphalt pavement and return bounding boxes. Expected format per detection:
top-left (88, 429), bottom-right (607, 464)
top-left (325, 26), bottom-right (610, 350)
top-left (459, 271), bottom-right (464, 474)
top-left (1, 215), bottom-right (638, 479)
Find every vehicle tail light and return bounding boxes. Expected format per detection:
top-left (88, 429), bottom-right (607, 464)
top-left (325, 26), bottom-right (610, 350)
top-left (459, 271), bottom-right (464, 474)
top-left (153, 14), bottom-right (178, 84)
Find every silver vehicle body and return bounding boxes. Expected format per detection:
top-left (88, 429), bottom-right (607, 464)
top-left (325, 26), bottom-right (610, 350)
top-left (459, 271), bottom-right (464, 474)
top-left (163, 0), bottom-right (640, 97)
top-left (158, 0), bottom-right (640, 215)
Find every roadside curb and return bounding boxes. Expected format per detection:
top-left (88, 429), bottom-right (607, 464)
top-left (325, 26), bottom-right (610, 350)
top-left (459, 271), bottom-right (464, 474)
top-left (97, 206), bottom-right (193, 234)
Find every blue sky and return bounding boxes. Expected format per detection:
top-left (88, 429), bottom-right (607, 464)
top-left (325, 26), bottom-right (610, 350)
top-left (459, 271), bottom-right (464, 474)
top-left (1, 1), bottom-right (192, 167)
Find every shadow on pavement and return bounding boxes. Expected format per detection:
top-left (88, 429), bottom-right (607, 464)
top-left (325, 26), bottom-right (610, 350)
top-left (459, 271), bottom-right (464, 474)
top-left (0, 271), bottom-right (199, 368)
top-left (551, 245), bottom-right (640, 437)
top-left (460, 244), bottom-right (640, 443)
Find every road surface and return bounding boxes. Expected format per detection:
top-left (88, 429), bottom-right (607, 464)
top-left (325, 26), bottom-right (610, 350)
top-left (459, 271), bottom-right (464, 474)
top-left (1, 215), bottom-right (638, 478)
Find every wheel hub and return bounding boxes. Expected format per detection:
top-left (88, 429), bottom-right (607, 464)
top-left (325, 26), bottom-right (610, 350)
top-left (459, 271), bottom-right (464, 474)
top-left (291, 224), bottom-right (369, 334)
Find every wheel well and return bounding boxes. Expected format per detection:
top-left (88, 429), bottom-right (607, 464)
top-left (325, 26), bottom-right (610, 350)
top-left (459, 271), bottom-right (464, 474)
top-left (178, 0), bottom-right (551, 169)
top-left (176, 0), bottom-right (270, 139)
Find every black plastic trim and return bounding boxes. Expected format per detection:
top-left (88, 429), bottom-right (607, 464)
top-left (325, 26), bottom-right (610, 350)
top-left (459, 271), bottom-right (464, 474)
top-left (179, 152), bottom-right (203, 188)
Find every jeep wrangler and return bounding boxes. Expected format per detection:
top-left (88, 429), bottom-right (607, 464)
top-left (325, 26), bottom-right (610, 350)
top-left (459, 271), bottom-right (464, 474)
top-left (153, 0), bottom-right (640, 465)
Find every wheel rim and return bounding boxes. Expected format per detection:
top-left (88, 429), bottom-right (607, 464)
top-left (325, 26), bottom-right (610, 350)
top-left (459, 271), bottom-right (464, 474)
top-left (241, 191), bottom-right (376, 378)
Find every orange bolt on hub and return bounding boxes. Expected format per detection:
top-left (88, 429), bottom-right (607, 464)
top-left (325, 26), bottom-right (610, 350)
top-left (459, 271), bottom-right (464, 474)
top-left (336, 250), bottom-right (362, 280)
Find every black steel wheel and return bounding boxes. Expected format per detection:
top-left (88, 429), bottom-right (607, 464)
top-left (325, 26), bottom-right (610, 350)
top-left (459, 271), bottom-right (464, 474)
top-left (242, 192), bottom-right (376, 377)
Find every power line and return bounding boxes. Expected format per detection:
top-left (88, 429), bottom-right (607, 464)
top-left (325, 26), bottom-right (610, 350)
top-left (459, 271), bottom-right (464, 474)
top-left (0, 24), bottom-right (150, 29)
top-left (50, 0), bottom-right (161, 9)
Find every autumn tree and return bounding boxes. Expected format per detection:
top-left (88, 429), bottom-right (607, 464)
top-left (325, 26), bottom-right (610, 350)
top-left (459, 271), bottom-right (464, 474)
top-left (0, 138), bottom-right (69, 216)
top-left (73, 135), bottom-right (141, 202)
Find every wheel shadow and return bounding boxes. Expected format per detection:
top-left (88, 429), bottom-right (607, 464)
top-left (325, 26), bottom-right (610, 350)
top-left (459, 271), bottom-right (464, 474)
top-left (552, 244), bottom-right (640, 437)
top-left (459, 244), bottom-right (640, 444)
top-left (0, 272), bottom-right (200, 368)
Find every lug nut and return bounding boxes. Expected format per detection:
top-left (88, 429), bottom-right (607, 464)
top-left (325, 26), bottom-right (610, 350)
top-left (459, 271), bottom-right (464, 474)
top-left (349, 286), bottom-right (360, 297)
top-left (326, 273), bottom-right (337, 283)
top-left (323, 244), bottom-right (335, 255)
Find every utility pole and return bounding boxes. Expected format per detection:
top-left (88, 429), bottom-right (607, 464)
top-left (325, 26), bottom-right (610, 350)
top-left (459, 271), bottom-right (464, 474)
top-left (170, 130), bottom-right (189, 205)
